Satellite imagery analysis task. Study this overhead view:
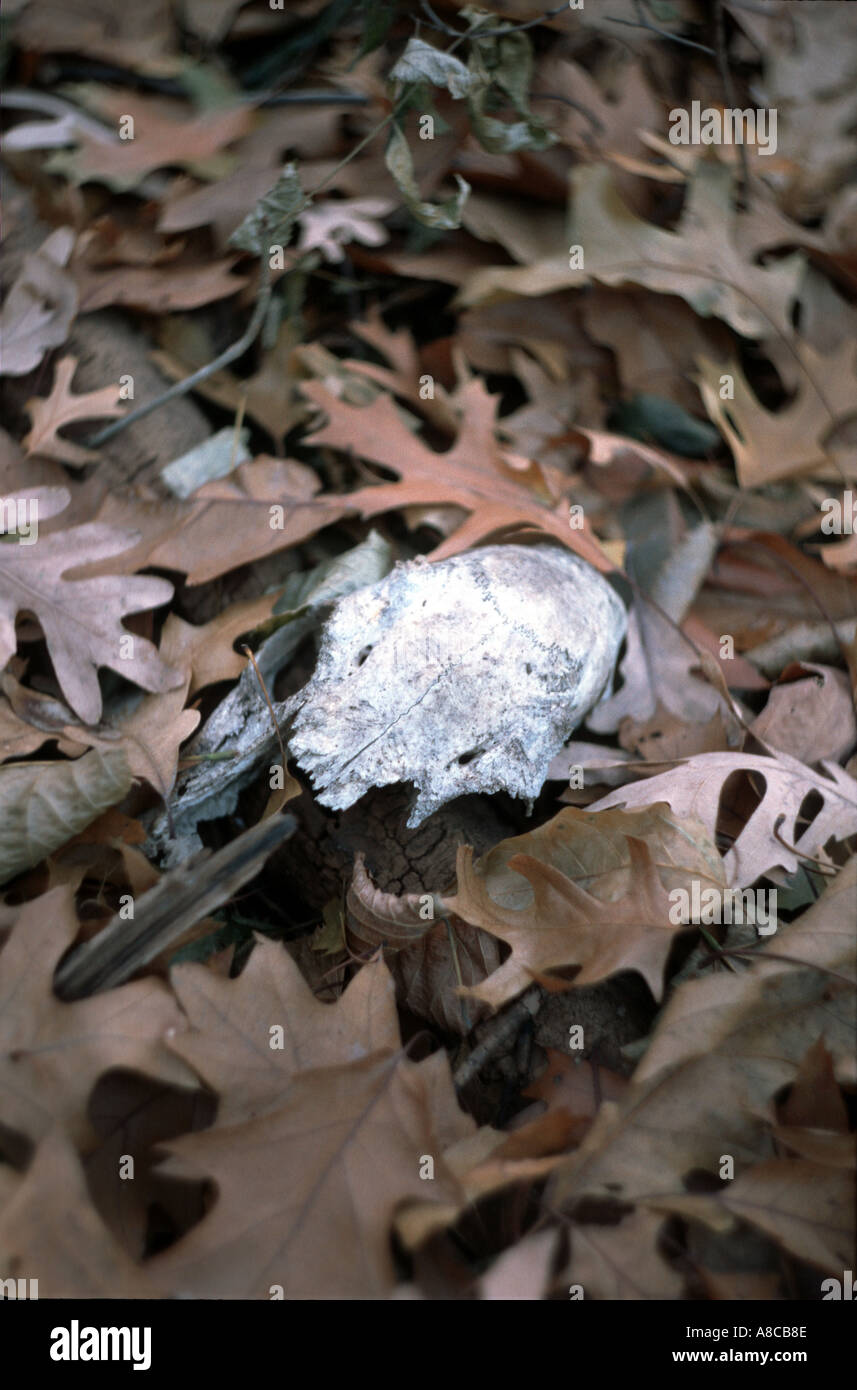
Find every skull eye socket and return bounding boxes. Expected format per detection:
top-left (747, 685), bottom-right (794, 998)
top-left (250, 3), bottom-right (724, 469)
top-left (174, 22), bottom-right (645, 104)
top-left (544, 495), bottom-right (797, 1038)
top-left (355, 645), bottom-right (373, 667)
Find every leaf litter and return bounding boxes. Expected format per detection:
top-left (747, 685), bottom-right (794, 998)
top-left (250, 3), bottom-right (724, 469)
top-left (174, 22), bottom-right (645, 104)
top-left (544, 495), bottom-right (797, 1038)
top-left (0, 0), bottom-right (855, 1307)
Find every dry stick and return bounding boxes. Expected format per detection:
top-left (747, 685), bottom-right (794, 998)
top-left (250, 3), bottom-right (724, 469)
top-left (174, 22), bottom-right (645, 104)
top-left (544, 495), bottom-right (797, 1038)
top-left (419, 0), bottom-right (571, 40)
top-left (54, 813), bottom-right (296, 999)
top-left (241, 643), bottom-right (288, 773)
top-left (606, 0), bottom-right (716, 54)
top-left (715, 0), bottom-right (751, 208)
top-left (453, 984), bottom-right (542, 1089)
top-left (701, 945), bottom-right (857, 989)
top-left (83, 260), bottom-right (273, 449)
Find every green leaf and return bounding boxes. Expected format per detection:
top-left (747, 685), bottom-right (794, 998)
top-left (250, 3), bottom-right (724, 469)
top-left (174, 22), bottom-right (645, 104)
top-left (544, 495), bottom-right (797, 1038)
top-left (0, 749), bottom-right (132, 886)
top-left (229, 163), bottom-right (307, 257)
top-left (384, 124), bottom-right (470, 230)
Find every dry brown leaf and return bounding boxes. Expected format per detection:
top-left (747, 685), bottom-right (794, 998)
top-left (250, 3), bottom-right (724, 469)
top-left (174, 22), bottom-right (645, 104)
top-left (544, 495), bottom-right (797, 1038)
top-left (592, 749), bottom-right (857, 888)
top-left (59, 615), bottom-right (201, 792)
top-left (443, 801), bottom-right (725, 1009)
top-left (301, 377), bottom-right (614, 572)
top-left (144, 458), bottom-right (350, 586)
top-left (549, 858), bottom-right (856, 1213)
top-left (522, 1048), bottom-right (629, 1121)
top-left (22, 355), bottom-right (124, 466)
top-left (0, 1128), bottom-right (159, 1298)
top-left (446, 837), bottom-right (681, 1008)
top-left (71, 257), bottom-right (247, 314)
top-left (696, 344), bottom-right (857, 486)
top-left (779, 1037), bottom-right (850, 1133)
top-left (166, 942), bottom-right (400, 1126)
top-left (186, 593), bottom-right (281, 696)
top-left (660, 1160), bottom-right (854, 1275)
top-left (0, 488), bottom-right (181, 722)
top-left (147, 1051), bottom-right (466, 1299)
top-left (0, 747), bottom-right (132, 886)
top-left (458, 163), bottom-right (805, 342)
top-left (53, 89), bottom-right (253, 187)
top-left (0, 883), bottom-right (195, 1151)
top-left (0, 227), bottom-right (78, 377)
top-left (564, 1209), bottom-right (684, 1300)
top-left (152, 320), bottom-right (307, 452)
top-left (750, 663), bottom-right (857, 765)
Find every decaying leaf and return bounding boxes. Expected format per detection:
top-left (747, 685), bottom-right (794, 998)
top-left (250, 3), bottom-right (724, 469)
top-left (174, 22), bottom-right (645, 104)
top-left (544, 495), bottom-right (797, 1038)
top-left (592, 749), bottom-right (857, 887)
top-left (0, 883), bottom-right (195, 1149)
top-left (548, 858), bottom-right (856, 1213)
top-left (0, 1129), bottom-right (159, 1298)
top-left (0, 228), bottom-right (78, 377)
top-left (0, 488), bottom-right (182, 723)
top-left (148, 1050), bottom-right (468, 1299)
top-left (0, 748), bottom-right (132, 886)
top-left (22, 355), bottom-right (124, 466)
top-left (287, 544), bottom-right (627, 827)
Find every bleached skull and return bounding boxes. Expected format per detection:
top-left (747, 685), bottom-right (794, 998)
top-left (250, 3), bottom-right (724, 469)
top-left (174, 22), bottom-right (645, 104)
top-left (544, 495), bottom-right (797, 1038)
top-left (287, 544), bottom-right (627, 827)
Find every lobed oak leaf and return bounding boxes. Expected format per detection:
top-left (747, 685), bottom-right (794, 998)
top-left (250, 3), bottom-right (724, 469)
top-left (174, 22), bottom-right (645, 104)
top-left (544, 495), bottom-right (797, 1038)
top-left (0, 489), bottom-right (182, 722)
top-left (0, 1128), bottom-right (159, 1298)
top-left (592, 749), bottom-right (857, 888)
top-left (148, 1051), bottom-right (466, 1299)
top-left (22, 355), bottom-right (124, 466)
top-left (0, 228), bottom-right (78, 377)
top-left (696, 344), bottom-right (857, 487)
top-left (166, 942), bottom-right (400, 1126)
top-left (300, 376), bottom-right (614, 571)
top-left (46, 88), bottom-right (253, 190)
top-left (442, 802), bottom-right (725, 1008)
top-left (446, 836), bottom-right (685, 1008)
top-left (296, 197), bottom-right (394, 262)
top-left (0, 884), bottom-right (196, 1151)
top-left (549, 859), bottom-right (857, 1212)
top-left (457, 163), bottom-right (806, 341)
top-left (58, 615), bottom-right (202, 793)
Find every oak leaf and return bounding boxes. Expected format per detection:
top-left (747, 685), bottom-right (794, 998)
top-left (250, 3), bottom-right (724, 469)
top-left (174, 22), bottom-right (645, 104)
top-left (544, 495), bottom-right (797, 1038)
top-left (0, 487), bottom-right (182, 722)
top-left (0, 748), bottom-right (132, 886)
top-left (166, 943), bottom-right (400, 1126)
top-left (0, 884), bottom-right (195, 1151)
top-left (23, 356), bottom-right (124, 466)
top-left (443, 804), bottom-right (726, 1009)
top-left (592, 749), bottom-right (857, 888)
top-left (549, 859), bottom-right (856, 1213)
top-left (300, 376), bottom-right (613, 571)
top-left (0, 1129), bottom-right (158, 1298)
top-left (458, 163), bottom-right (806, 341)
top-left (148, 1051), bottom-right (466, 1299)
top-left (0, 228), bottom-right (78, 377)
top-left (696, 344), bottom-right (857, 486)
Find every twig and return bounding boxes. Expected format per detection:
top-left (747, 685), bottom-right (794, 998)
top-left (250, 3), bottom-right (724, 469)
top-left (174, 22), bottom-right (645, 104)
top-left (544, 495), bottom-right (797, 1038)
top-left (606, 0), bottom-right (715, 54)
top-left (715, 0), bottom-right (750, 207)
top-left (702, 945), bottom-right (857, 989)
top-left (453, 985), bottom-right (542, 1088)
top-left (83, 261), bottom-right (273, 449)
top-left (419, 0), bottom-right (570, 40)
top-left (54, 814), bottom-right (296, 999)
top-left (531, 91), bottom-right (605, 135)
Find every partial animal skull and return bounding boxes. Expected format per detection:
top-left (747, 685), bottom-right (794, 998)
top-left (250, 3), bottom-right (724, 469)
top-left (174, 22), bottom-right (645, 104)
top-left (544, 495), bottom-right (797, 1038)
top-left (287, 543), bottom-right (627, 827)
